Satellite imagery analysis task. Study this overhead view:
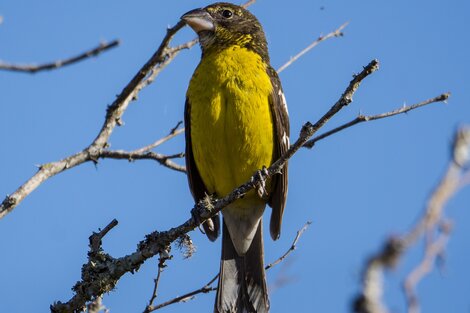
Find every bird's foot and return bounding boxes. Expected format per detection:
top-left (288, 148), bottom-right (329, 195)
top-left (252, 167), bottom-right (269, 200)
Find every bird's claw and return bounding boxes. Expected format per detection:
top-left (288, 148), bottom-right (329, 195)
top-left (252, 167), bottom-right (269, 200)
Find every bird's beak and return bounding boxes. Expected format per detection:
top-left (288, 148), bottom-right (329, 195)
top-left (181, 8), bottom-right (214, 33)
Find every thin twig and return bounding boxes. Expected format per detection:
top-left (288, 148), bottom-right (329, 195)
top-left (277, 22), bottom-right (348, 73)
top-left (166, 39), bottom-right (199, 57)
top-left (265, 221), bottom-right (311, 270)
top-left (144, 249), bottom-right (172, 313)
top-left (132, 122), bottom-right (184, 154)
top-left (305, 93), bottom-right (451, 148)
top-left (242, 0), bottom-right (257, 8)
top-left (149, 275), bottom-right (218, 311)
top-left (98, 150), bottom-right (185, 173)
top-left (0, 40), bottom-right (120, 73)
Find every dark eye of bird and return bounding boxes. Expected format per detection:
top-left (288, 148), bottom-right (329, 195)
top-left (221, 9), bottom-right (233, 18)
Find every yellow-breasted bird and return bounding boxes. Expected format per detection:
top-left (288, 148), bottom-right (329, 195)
top-left (181, 3), bottom-right (289, 312)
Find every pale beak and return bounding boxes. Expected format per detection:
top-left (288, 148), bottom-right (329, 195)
top-left (181, 8), bottom-right (214, 33)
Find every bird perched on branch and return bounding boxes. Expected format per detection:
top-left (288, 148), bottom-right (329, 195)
top-left (182, 3), bottom-right (289, 312)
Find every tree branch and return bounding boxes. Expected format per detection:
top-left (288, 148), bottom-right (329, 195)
top-left (132, 121), bottom-right (184, 155)
top-left (352, 127), bottom-right (470, 313)
top-left (147, 275), bottom-right (218, 312)
top-left (403, 221), bottom-right (452, 313)
top-left (98, 150), bottom-right (185, 173)
top-left (265, 221), bottom-right (311, 270)
top-left (144, 248), bottom-right (172, 313)
top-left (277, 22), bottom-right (348, 73)
top-left (0, 40), bottom-right (120, 73)
top-left (0, 21), bottom-right (188, 219)
top-left (242, 0), bottom-right (257, 8)
top-left (305, 93), bottom-right (451, 148)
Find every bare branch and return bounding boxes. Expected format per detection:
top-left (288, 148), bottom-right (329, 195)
top-left (99, 150), bottom-right (185, 173)
top-left (277, 22), bottom-right (348, 73)
top-left (403, 221), bottom-right (452, 313)
top-left (166, 39), bottom-right (199, 56)
top-left (148, 275), bottom-right (218, 312)
top-left (144, 249), bottom-right (172, 313)
top-left (0, 21), bottom-right (188, 219)
top-left (0, 40), bottom-right (120, 73)
top-left (89, 219), bottom-right (119, 254)
top-left (132, 122), bottom-right (184, 155)
top-left (242, 0), bottom-right (257, 8)
top-left (352, 127), bottom-right (470, 313)
top-left (265, 221), bottom-right (311, 270)
top-left (305, 93), bottom-right (451, 148)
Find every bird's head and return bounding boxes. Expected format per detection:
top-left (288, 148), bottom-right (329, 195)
top-left (181, 2), bottom-right (269, 59)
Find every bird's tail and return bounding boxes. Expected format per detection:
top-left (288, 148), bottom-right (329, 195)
top-left (215, 219), bottom-right (269, 313)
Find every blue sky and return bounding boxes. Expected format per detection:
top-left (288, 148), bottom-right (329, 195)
top-left (1, 0), bottom-right (469, 312)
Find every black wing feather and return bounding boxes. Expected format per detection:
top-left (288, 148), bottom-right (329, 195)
top-left (266, 66), bottom-right (290, 240)
top-left (185, 98), bottom-right (220, 241)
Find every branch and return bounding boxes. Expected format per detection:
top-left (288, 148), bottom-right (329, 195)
top-left (242, 0), bottom-right (257, 8)
top-left (352, 127), bottom-right (470, 313)
top-left (277, 22), bottom-right (348, 73)
top-left (403, 221), bottom-right (452, 313)
top-left (0, 40), bottom-right (120, 73)
top-left (0, 22), bottom-right (189, 219)
top-left (99, 150), bottom-right (185, 173)
top-left (144, 249), bottom-right (173, 313)
top-left (97, 122), bottom-right (186, 172)
top-left (132, 121), bottom-right (184, 154)
top-left (265, 221), bottom-right (311, 270)
top-left (89, 219), bottom-right (119, 254)
top-left (148, 275), bottom-right (218, 312)
top-left (305, 93), bottom-right (451, 148)
top-left (145, 221), bottom-right (310, 312)
top-left (50, 60), bottom-right (378, 312)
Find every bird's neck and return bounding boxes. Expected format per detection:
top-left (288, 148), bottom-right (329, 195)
top-left (199, 32), bottom-right (269, 63)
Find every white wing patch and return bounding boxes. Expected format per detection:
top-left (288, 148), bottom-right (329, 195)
top-left (278, 89), bottom-right (289, 115)
top-left (282, 131), bottom-right (290, 148)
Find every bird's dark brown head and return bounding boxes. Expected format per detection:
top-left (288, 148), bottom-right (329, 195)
top-left (181, 2), bottom-right (269, 60)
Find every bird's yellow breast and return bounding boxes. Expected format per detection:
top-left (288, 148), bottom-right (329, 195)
top-left (187, 47), bottom-right (274, 198)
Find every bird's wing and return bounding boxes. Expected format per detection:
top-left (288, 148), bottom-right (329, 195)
top-left (185, 97), bottom-right (220, 241)
top-left (267, 66), bottom-right (290, 240)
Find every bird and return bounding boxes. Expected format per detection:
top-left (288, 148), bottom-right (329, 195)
top-left (181, 3), bottom-right (289, 312)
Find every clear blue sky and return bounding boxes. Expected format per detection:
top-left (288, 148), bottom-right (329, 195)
top-left (1, 0), bottom-right (469, 312)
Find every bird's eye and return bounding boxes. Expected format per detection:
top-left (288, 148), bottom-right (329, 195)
top-left (222, 9), bottom-right (233, 18)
